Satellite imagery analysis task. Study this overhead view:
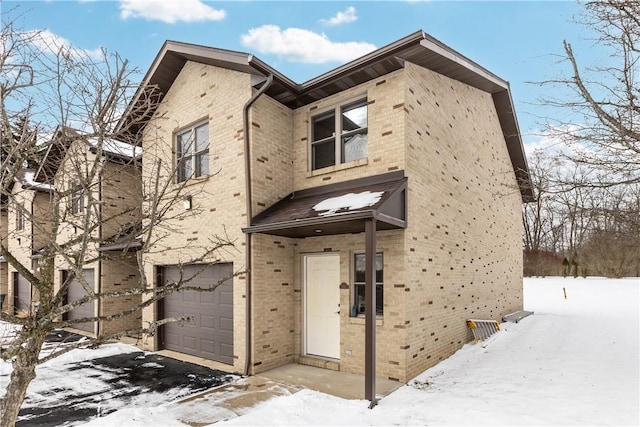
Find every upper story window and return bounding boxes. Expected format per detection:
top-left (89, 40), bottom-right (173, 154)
top-left (176, 122), bottom-right (209, 183)
top-left (70, 182), bottom-right (84, 214)
top-left (352, 252), bottom-right (383, 316)
top-left (311, 98), bottom-right (368, 171)
top-left (16, 208), bottom-right (25, 231)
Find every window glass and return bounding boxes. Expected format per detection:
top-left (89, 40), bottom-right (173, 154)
top-left (312, 111), bottom-right (335, 142)
top-left (176, 122), bottom-right (208, 182)
top-left (310, 98), bottom-right (367, 170)
top-left (312, 139), bottom-right (335, 170)
top-left (353, 252), bottom-right (383, 315)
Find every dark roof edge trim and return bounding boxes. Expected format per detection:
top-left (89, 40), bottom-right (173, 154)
top-left (243, 210), bottom-right (376, 235)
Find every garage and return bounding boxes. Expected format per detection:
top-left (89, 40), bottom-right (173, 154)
top-left (161, 263), bottom-right (233, 365)
top-left (64, 269), bottom-right (95, 333)
top-left (13, 273), bottom-right (31, 315)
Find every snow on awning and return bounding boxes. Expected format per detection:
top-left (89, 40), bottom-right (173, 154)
top-left (244, 171), bottom-right (407, 238)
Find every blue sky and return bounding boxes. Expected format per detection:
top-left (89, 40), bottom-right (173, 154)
top-left (5, 1), bottom-right (599, 148)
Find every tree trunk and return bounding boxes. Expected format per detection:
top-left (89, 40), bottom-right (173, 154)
top-left (0, 331), bottom-right (47, 427)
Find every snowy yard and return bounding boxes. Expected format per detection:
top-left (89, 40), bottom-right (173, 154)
top-left (1, 277), bottom-right (638, 426)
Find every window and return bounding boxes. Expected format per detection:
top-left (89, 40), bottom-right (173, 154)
top-left (176, 122), bottom-right (209, 182)
top-left (311, 98), bottom-right (368, 170)
top-left (70, 182), bottom-right (84, 214)
top-left (352, 252), bottom-right (383, 316)
top-left (16, 208), bottom-right (24, 231)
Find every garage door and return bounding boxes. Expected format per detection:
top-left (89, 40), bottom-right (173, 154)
top-left (162, 263), bottom-right (233, 364)
top-left (65, 269), bottom-right (95, 333)
top-left (13, 273), bottom-right (31, 315)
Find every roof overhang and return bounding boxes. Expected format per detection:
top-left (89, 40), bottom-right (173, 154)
top-left (118, 30), bottom-right (533, 202)
top-left (244, 171), bottom-right (407, 239)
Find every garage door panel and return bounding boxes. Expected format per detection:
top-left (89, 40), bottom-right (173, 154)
top-left (201, 315), bottom-right (215, 328)
top-left (66, 269), bottom-right (95, 333)
top-left (163, 263), bottom-right (233, 364)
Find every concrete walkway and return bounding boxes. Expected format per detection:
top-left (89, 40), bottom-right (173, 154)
top-left (174, 364), bottom-right (403, 426)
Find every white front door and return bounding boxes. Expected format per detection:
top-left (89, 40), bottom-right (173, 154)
top-left (304, 253), bottom-right (341, 359)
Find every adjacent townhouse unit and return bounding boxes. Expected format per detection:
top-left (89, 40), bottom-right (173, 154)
top-left (33, 128), bottom-right (143, 336)
top-left (4, 169), bottom-right (55, 316)
top-left (119, 30), bottom-right (533, 393)
top-left (1, 196), bottom-right (9, 312)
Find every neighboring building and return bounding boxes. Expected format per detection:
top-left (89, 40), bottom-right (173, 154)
top-left (4, 169), bottom-right (55, 316)
top-left (35, 129), bottom-right (143, 336)
top-left (1, 200), bottom-right (8, 312)
top-left (119, 30), bottom-right (532, 388)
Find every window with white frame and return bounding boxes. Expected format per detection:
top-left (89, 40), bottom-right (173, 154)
top-left (352, 252), bottom-right (383, 316)
top-left (311, 98), bottom-right (368, 171)
top-left (176, 121), bottom-right (209, 183)
top-left (70, 182), bottom-right (84, 214)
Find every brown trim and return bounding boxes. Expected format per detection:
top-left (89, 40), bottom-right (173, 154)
top-left (364, 219), bottom-right (377, 406)
top-left (243, 172), bottom-right (407, 238)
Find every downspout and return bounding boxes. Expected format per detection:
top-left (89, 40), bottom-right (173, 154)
top-left (243, 73), bottom-right (274, 376)
top-left (96, 161), bottom-right (103, 337)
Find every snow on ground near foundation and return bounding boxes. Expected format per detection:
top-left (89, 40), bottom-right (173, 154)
top-left (2, 277), bottom-right (639, 426)
top-left (213, 277), bottom-right (639, 426)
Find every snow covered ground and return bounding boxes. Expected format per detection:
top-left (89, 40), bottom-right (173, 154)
top-left (2, 277), bottom-right (639, 426)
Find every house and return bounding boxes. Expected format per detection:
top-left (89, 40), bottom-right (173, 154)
top-left (33, 128), bottom-right (143, 336)
top-left (120, 30), bottom-right (533, 396)
top-left (1, 198), bottom-right (9, 312)
top-left (4, 169), bottom-right (55, 316)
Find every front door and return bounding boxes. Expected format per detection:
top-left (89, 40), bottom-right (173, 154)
top-left (304, 253), bottom-right (340, 359)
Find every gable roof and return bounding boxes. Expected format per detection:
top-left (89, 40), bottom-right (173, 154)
top-left (35, 126), bottom-right (141, 184)
top-left (118, 30), bottom-right (533, 202)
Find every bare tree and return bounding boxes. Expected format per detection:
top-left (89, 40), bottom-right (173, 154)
top-left (537, 0), bottom-right (640, 187)
top-left (0, 9), bottom-right (242, 426)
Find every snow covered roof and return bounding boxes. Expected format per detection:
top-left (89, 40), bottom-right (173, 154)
top-left (87, 138), bottom-right (142, 160)
top-left (15, 169), bottom-right (55, 192)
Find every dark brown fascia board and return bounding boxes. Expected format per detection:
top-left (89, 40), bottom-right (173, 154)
top-left (418, 35), bottom-right (508, 92)
top-left (243, 210), bottom-right (376, 235)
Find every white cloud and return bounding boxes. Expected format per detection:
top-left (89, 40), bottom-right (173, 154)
top-left (320, 6), bottom-right (357, 26)
top-left (119, 0), bottom-right (226, 23)
top-left (26, 29), bottom-right (103, 60)
top-left (240, 25), bottom-right (376, 64)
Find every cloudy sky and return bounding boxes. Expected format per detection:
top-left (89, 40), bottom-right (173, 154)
top-left (5, 0), bottom-right (599, 148)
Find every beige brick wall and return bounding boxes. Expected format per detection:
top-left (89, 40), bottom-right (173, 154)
top-left (6, 186), bottom-right (53, 313)
top-left (99, 253), bottom-right (142, 336)
top-left (402, 62), bottom-right (524, 380)
top-left (1, 210), bottom-right (7, 311)
top-left (140, 61), bottom-right (253, 373)
top-left (51, 140), bottom-right (143, 337)
top-left (292, 231), bottom-right (407, 380)
top-left (291, 70), bottom-right (406, 191)
top-left (100, 160), bottom-right (142, 240)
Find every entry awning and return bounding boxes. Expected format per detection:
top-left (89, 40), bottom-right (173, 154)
top-left (98, 228), bottom-right (143, 252)
top-left (243, 171), bottom-right (407, 238)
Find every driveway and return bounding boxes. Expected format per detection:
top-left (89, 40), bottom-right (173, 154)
top-left (8, 330), bottom-right (238, 427)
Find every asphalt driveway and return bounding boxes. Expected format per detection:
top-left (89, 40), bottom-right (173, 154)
top-left (12, 331), bottom-right (237, 427)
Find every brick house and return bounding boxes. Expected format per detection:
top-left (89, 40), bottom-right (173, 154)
top-left (2, 168), bottom-right (56, 316)
top-left (34, 129), bottom-right (143, 336)
top-left (121, 30), bottom-right (533, 396)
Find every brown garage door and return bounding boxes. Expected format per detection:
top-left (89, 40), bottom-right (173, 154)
top-left (162, 263), bottom-right (233, 364)
top-left (65, 269), bottom-right (95, 333)
top-left (13, 273), bottom-right (31, 315)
